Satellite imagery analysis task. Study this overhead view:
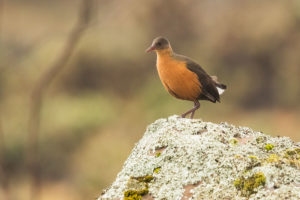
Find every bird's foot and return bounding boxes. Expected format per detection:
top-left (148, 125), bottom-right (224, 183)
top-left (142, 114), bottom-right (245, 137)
top-left (181, 113), bottom-right (188, 118)
top-left (181, 101), bottom-right (200, 119)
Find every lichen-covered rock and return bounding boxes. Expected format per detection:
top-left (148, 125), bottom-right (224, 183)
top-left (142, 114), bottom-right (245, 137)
top-left (99, 115), bottom-right (300, 200)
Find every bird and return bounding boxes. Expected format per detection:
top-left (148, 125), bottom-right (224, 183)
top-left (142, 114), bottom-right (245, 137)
top-left (146, 36), bottom-right (227, 119)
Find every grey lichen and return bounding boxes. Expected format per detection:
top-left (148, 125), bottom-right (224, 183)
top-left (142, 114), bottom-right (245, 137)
top-left (99, 115), bottom-right (300, 200)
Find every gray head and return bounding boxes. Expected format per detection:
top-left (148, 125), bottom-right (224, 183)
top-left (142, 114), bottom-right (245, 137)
top-left (146, 37), bottom-right (171, 52)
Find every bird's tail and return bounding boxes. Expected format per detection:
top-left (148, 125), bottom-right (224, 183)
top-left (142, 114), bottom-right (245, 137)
top-left (211, 76), bottom-right (227, 95)
top-left (216, 83), bottom-right (227, 95)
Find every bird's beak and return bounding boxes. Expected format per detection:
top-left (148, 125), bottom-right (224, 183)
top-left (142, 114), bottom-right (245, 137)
top-left (145, 45), bottom-right (156, 53)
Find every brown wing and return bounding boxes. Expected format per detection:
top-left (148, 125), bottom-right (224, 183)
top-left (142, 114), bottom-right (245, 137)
top-left (174, 54), bottom-right (220, 103)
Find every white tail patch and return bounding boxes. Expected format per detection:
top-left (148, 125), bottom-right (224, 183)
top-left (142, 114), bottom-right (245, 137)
top-left (217, 87), bottom-right (225, 95)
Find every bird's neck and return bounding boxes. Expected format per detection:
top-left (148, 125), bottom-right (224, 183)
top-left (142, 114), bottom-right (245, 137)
top-left (156, 47), bottom-right (174, 61)
top-left (156, 47), bottom-right (176, 75)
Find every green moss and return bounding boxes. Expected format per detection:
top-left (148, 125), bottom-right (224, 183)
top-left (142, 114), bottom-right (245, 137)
top-left (155, 152), bottom-right (161, 157)
top-left (144, 175), bottom-right (154, 183)
top-left (265, 144), bottom-right (274, 151)
top-left (234, 172), bottom-right (266, 197)
top-left (125, 175), bottom-right (153, 199)
top-left (229, 138), bottom-right (239, 145)
top-left (256, 136), bottom-right (266, 143)
top-left (278, 149), bottom-right (300, 167)
top-left (267, 154), bottom-right (280, 163)
top-left (289, 160), bottom-right (297, 167)
top-left (153, 167), bottom-right (161, 174)
top-left (286, 149), bottom-right (296, 156)
top-left (124, 188), bottom-right (149, 200)
top-left (244, 173), bottom-right (266, 194)
top-left (134, 175), bottom-right (154, 183)
top-left (286, 148), bottom-right (300, 156)
top-left (248, 155), bottom-right (258, 160)
top-left (234, 178), bottom-right (242, 190)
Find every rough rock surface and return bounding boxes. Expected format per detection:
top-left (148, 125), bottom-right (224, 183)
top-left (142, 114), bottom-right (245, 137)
top-left (99, 115), bottom-right (300, 200)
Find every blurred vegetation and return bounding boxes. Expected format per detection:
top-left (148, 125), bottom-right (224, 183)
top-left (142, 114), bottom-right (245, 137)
top-left (0, 0), bottom-right (300, 199)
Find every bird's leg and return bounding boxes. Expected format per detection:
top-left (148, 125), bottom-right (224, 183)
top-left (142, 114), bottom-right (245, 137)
top-left (181, 100), bottom-right (200, 119)
top-left (190, 101), bottom-right (200, 119)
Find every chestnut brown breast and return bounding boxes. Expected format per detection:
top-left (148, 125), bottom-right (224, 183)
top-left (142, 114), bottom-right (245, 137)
top-left (156, 51), bottom-right (202, 101)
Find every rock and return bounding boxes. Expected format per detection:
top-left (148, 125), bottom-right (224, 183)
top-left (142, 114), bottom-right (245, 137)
top-left (99, 115), bottom-right (300, 200)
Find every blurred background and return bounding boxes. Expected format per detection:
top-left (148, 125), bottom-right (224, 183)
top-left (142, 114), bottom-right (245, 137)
top-left (0, 0), bottom-right (300, 199)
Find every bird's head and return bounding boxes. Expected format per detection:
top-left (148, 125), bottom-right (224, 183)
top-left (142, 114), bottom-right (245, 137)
top-left (146, 37), bottom-right (171, 53)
